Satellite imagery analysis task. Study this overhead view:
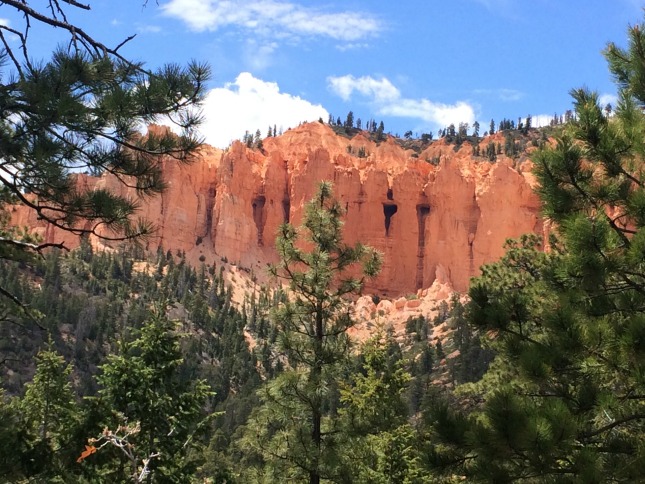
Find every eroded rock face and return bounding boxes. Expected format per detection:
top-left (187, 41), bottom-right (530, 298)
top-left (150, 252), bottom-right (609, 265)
top-left (10, 123), bottom-right (544, 296)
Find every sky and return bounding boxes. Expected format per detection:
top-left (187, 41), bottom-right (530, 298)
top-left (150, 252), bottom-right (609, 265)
top-left (3, 0), bottom-right (644, 148)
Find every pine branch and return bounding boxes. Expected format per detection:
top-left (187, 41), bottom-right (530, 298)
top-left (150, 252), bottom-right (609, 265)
top-left (0, 285), bottom-right (45, 330)
top-left (580, 413), bottom-right (645, 439)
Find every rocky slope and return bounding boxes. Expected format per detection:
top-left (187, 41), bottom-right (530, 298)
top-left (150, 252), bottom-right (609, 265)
top-left (10, 122), bottom-right (545, 298)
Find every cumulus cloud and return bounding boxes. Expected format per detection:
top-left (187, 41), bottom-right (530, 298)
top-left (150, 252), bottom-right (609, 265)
top-left (161, 0), bottom-right (381, 41)
top-left (598, 93), bottom-right (618, 108)
top-left (196, 72), bottom-right (328, 148)
top-left (327, 74), bottom-right (475, 129)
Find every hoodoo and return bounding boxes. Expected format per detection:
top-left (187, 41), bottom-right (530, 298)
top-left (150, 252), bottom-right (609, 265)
top-left (11, 122), bottom-right (544, 296)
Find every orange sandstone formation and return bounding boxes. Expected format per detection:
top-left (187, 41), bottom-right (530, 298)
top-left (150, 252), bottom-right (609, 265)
top-left (10, 122), bottom-right (544, 297)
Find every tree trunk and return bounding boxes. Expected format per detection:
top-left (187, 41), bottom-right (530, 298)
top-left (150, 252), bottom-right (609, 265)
top-left (310, 302), bottom-right (324, 484)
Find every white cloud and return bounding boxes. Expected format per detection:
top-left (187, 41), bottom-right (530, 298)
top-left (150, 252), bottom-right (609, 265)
top-left (598, 93), bottom-right (618, 108)
top-left (197, 72), bottom-right (328, 148)
top-left (0, 18), bottom-right (21, 43)
top-left (381, 99), bottom-right (475, 128)
top-left (327, 74), bottom-right (475, 129)
top-left (162, 0), bottom-right (381, 41)
top-left (328, 75), bottom-right (400, 103)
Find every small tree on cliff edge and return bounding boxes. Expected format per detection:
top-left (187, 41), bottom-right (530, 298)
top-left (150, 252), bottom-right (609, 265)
top-left (242, 181), bottom-right (382, 483)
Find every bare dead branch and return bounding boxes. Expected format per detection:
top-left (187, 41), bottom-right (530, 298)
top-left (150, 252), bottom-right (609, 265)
top-left (0, 236), bottom-right (67, 253)
top-left (2, 0), bottom-right (142, 67)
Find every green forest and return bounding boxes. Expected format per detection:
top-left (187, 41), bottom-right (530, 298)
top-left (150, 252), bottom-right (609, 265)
top-left (3, 2), bottom-right (645, 483)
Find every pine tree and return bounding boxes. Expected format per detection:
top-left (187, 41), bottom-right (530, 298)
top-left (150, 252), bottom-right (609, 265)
top-left (91, 310), bottom-right (212, 482)
top-left (0, 1), bottom-right (209, 322)
top-left (427, 16), bottom-right (645, 482)
top-left (376, 121), bottom-right (385, 141)
top-left (13, 344), bottom-right (81, 480)
top-left (242, 182), bottom-right (381, 483)
top-left (21, 344), bottom-right (77, 444)
top-left (339, 331), bottom-right (427, 484)
top-left (421, 132), bottom-right (433, 143)
top-left (485, 141), bottom-right (497, 162)
top-left (340, 330), bottom-right (409, 436)
top-left (345, 111), bottom-right (354, 129)
top-left (0, 390), bottom-right (25, 480)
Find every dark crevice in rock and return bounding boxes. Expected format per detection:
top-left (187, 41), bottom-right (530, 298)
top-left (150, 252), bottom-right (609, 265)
top-left (383, 203), bottom-right (398, 237)
top-left (252, 195), bottom-right (267, 246)
top-left (468, 194), bottom-right (480, 272)
top-left (205, 186), bottom-right (216, 236)
top-left (282, 197), bottom-right (291, 224)
top-left (416, 204), bottom-right (430, 289)
top-left (356, 185), bottom-right (367, 212)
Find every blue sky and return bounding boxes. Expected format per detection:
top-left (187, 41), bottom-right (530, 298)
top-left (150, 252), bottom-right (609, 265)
top-left (4, 0), bottom-right (644, 147)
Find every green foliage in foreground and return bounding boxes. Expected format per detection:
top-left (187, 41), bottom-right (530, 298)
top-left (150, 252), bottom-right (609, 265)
top-left (426, 17), bottom-right (645, 483)
top-left (92, 311), bottom-right (213, 482)
top-left (0, 242), bottom-right (272, 482)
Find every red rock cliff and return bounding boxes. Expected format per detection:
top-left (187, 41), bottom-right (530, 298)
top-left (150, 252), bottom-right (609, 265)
top-left (10, 122), bottom-right (544, 296)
